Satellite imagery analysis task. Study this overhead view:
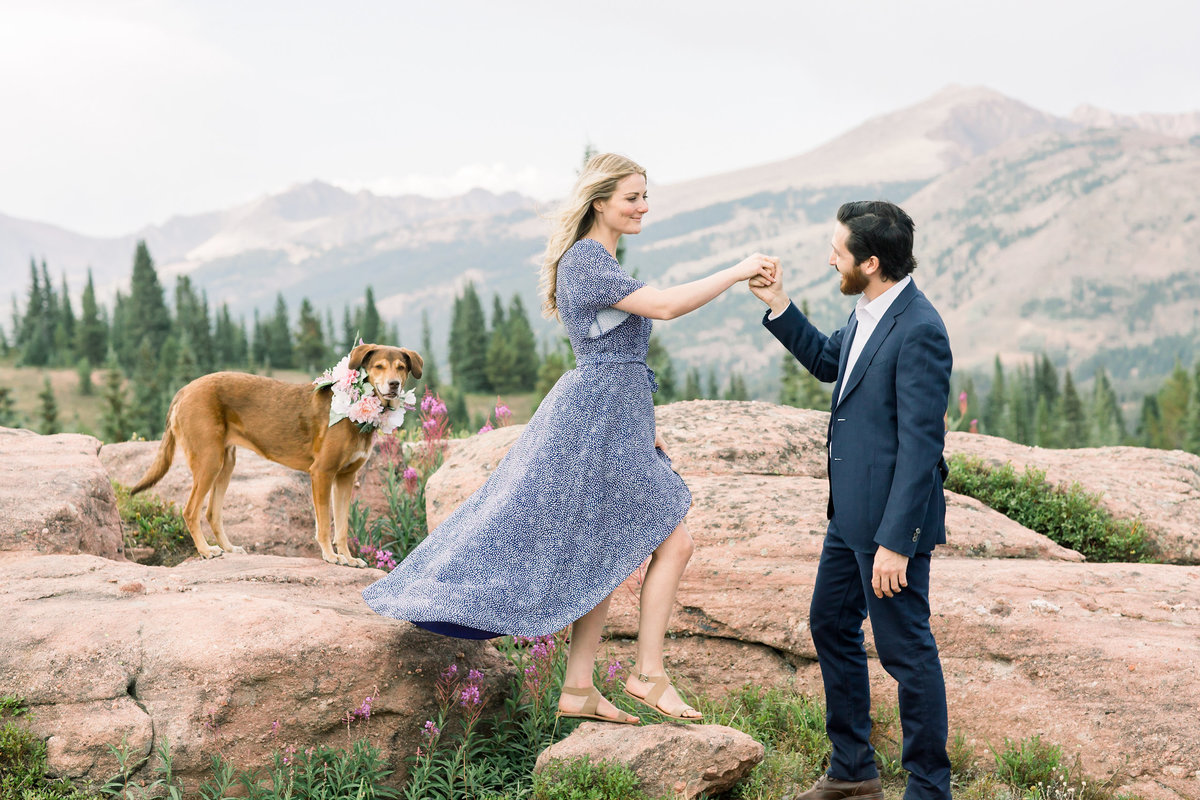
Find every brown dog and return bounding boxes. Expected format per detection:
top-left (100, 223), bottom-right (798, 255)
top-left (131, 343), bottom-right (423, 566)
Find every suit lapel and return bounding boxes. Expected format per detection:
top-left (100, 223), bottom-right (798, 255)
top-left (835, 282), bottom-right (919, 409)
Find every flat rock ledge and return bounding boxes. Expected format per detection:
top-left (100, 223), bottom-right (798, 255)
top-left (535, 722), bottom-right (764, 800)
top-left (0, 551), bottom-right (511, 788)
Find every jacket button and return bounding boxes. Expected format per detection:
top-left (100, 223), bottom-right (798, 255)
top-left (912, 528), bottom-right (921, 542)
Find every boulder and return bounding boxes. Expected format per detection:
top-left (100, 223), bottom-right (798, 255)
top-left (0, 427), bottom-right (123, 559)
top-left (101, 441), bottom-right (321, 558)
top-left (0, 551), bottom-right (512, 788)
top-left (534, 722), bottom-right (764, 800)
top-left (424, 400), bottom-right (1200, 799)
top-left (946, 432), bottom-right (1200, 564)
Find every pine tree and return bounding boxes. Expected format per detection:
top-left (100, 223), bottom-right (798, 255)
top-left (450, 282), bottom-right (491, 392)
top-left (1059, 371), bottom-right (1087, 447)
top-left (1007, 364), bottom-right (1033, 445)
top-left (99, 352), bottom-right (130, 443)
top-left (419, 310), bottom-right (440, 391)
top-left (1034, 353), bottom-right (1059, 413)
top-left (1185, 360), bottom-right (1200, 455)
top-left (1137, 395), bottom-right (1163, 448)
top-left (724, 371), bottom-right (749, 401)
top-left (359, 286), bottom-right (383, 344)
top-left (1157, 359), bottom-right (1191, 450)
top-left (445, 386), bottom-right (470, 433)
top-left (485, 295), bottom-right (519, 393)
top-left (506, 294), bottom-right (539, 391)
top-left (76, 357), bottom-right (95, 397)
top-left (123, 241), bottom-right (171, 371)
top-left (109, 292), bottom-right (127, 371)
top-left (341, 305), bottom-right (356, 353)
top-left (37, 376), bottom-right (60, 435)
top-left (173, 330), bottom-right (200, 396)
top-left (705, 369), bottom-right (719, 400)
top-left (294, 298), bottom-right (327, 373)
top-left (19, 260), bottom-right (52, 366)
top-left (129, 337), bottom-right (165, 438)
top-left (39, 261), bottom-right (61, 364)
top-left (251, 310), bottom-right (269, 368)
top-left (54, 274), bottom-right (76, 366)
top-left (76, 269), bottom-right (107, 366)
top-left (683, 367), bottom-right (703, 401)
top-left (1033, 395), bottom-right (1055, 448)
top-left (983, 356), bottom-right (1008, 438)
top-left (0, 386), bottom-right (20, 428)
top-left (232, 315), bottom-right (249, 367)
top-left (195, 289), bottom-right (215, 372)
top-left (213, 304), bottom-right (237, 368)
top-left (267, 294), bottom-right (294, 369)
top-left (1091, 368), bottom-right (1125, 446)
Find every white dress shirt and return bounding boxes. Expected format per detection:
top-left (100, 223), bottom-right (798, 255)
top-left (837, 276), bottom-right (911, 404)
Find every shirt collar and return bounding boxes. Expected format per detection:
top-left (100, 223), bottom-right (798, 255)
top-left (855, 275), bottom-right (912, 323)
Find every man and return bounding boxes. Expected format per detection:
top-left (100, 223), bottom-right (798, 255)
top-left (750, 200), bottom-right (953, 800)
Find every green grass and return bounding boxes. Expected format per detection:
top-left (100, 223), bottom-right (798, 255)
top-left (945, 453), bottom-right (1155, 562)
top-left (111, 481), bottom-right (194, 566)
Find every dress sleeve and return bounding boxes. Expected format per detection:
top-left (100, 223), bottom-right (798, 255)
top-left (566, 241), bottom-right (646, 310)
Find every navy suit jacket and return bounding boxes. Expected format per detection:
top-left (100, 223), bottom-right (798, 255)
top-left (763, 281), bottom-right (953, 555)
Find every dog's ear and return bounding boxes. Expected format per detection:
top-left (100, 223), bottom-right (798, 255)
top-left (347, 343), bottom-right (377, 372)
top-left (400, 348), bottom-right (424, 379)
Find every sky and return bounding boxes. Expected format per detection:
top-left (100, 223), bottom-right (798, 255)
top-left (2, 0), bottom-right (1198, 237)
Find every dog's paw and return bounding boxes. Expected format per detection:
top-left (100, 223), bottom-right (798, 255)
top-left (226, 546), bottom-right (246, 555)
top-left (200, 546), bottom-right (224, 559)
top-left (348, 556), bottom-right (368, 568)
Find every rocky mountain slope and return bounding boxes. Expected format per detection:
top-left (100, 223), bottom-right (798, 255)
top-left (3, 86), bottom-right (1197, 388)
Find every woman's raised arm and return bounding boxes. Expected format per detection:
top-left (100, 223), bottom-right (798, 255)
top-left (613, 253), bottom-right (778, 320)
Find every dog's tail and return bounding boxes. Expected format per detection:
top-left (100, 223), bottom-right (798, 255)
top-left (130, 401), bottom-right (178, 495)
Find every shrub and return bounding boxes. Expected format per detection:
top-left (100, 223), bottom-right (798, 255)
top-left (112, 481), bottom-right (193, 566)
top-left (532, 756), bottom-right (656, 800)
top-left (944, 454), bottom-right (1154, 562)
top-left (0, 697), bottom-right (92, 800)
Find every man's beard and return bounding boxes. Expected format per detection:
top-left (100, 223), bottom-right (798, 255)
top-left (839, 263), bottom-right (869, 296)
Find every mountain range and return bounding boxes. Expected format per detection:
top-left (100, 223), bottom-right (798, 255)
top-left (3, 84), bottom-right (1199, 394)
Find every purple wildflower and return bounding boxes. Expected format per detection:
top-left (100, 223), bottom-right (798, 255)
top-left (422, 719), bottom-right (440, 739)
top-left (458, 684), bottom-right (481, 707)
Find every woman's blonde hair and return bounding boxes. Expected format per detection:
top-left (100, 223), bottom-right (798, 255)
top-left (539, 153), bottom-right (646, 320)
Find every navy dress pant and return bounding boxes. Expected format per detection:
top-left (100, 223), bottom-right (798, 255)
top-left (810, 531), bottom-right (951, 800)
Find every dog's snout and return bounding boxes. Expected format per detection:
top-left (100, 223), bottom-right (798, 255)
top-left (388, 379), bottom-right (401, 390)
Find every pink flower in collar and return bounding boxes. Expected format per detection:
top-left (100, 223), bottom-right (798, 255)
top-left (348, 394), bottom-right (384, 425)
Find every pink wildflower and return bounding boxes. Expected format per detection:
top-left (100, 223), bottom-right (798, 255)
top-left (458, 684), bottom-right (481, 707)
top-left (478, 420), bottom-right (494, 434)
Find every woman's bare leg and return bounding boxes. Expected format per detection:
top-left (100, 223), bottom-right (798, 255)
top-left (626, 521), bottom-right (701, 717)
top-left (558, 591), bottom-right (638, 721)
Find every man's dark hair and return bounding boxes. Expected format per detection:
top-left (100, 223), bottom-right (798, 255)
top-left (836, 200), bottom-right (918, 282)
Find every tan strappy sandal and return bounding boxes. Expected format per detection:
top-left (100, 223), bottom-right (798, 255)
top-left (556, 685), bottom-right (640, 724)
top-left (623, 672), bottom-right (704, 723)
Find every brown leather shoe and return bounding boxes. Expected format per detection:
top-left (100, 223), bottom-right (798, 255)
top-left (786, 773), bottom-right (884, 800)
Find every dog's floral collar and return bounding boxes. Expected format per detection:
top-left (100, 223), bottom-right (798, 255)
top-left (313, 353), bottom-right (416, 434)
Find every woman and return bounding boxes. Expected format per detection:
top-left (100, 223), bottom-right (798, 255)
top-left (362, 153), bottom-right (776, 724)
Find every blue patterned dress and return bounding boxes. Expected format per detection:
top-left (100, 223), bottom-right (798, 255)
top-left (362, 238), bottom-right (693, 639)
